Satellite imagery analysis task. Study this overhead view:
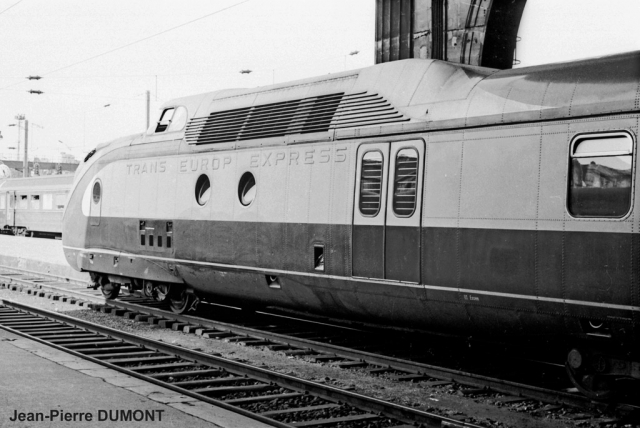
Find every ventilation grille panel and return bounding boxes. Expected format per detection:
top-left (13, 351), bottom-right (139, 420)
top-left (185, 92), bottom-right (408, 145)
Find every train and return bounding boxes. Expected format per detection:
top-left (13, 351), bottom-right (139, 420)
top-left (0, 174), bottom-right (73, 238)
top-left (62, 51), bottom-right (640, 399)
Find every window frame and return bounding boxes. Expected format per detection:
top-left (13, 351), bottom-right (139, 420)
top-left (566, 130), bottom-right (635, 219)
top-left (151, 105), bottom-right (188, 134)
top-left (154, 107), bottom-right (175, 133)
top-left (92, 181), bottom-right (102, 205)
top-left (391, 146), bottom-right (419, 218)
top-left (238, 171), bottom-right (257, 207)
top-left (30, 194), bottom-right (41, 210)
top-left (194, 173), bottom-right (211, 207)
top-left (358, 149), bottom-right (385, 217)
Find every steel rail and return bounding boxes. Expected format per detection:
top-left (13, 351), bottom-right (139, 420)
top-left (0, 270), bottom-right (102, 304)
top-left (0, 299), bottom-right (479, 428)
top-left (0, 264), bottom-right (629, 413)
top-left (106, 298), bottom-right (595, 410)
top-left (0, 264), bottom-right (88, 287)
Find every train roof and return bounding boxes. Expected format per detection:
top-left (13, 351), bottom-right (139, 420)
top-left (0, 174), bottom-right (74, 192)
top-left (153, 51), bottom-right (639, 146)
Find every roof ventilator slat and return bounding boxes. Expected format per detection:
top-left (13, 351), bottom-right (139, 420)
top-left (185, 91), bottom-right (409, 145)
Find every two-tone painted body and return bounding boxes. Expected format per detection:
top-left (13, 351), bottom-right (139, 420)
top-left (63, 52), bottom-right (640, 389)
top-left (0, 175), bottom-right (73, 237)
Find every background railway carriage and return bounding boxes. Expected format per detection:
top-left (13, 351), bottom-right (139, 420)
top-left (62, 51), bottom-right (640, 398)
top-left (0, 175), bottom-right (73, 238)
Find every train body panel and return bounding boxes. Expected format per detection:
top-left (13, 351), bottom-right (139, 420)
top-left (0, 174), bottom-right (74, 237)
top-left (62, 52), bottom-right (640, 391)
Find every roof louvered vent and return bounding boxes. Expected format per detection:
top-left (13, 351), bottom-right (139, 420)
top-left (185, 91), bottom-right (408, 145)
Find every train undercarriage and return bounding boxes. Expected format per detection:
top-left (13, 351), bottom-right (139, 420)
top-left (88, 272), bottom-right (199, 314)
top-left (88, 269), bottom-right (640, 401)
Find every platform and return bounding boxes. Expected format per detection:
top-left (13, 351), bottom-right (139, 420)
top-left (0, 328), bottom-right (272, 428)
top-left (0, 234), bottom-right (87, 282)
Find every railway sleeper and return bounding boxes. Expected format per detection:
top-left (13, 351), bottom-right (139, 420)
top-left (92, 350), bottom-right (160, 359)
top-left (170, 376), bottom-right (246, 388)
top-left (392, 374), bottom-right (432, 382)
top-left (28, 328), bottom-right (83, 335)
top-left (74, 345), bottom-right (143, 354)
top-left (287, 413), bottom-right (380, 427)
top-left (223, 392), bottom-right (304, 405)
top-left (129, 362), bottom-right (200, 372)
top-left (259, 403), bottom-right (341, 417)
top-left (149, 369), bottom-right (224, 380)
top-left (170, 322), bottom-right (191, 331)
top-left (62, 340), bottom-right (126, 349)
top-left (48, 336), bottom-right (111, 345)
top-left (36, 332), bottom-right (97, 340)
top-left (192, 384), bottom-right (274, 396)
top-left (108, 356), bottom-right (182, 365)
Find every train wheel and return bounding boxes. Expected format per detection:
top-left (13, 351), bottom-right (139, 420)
top-left (143, 280), bottom-right (155, 298)
top-left (155, 284), bottom-right (170, 302)
top-left (565, 348), bottom-right (614, 400)
top-left (169, 288), bottom-right (190, 314)
top-left (169, 287), bottom-right (199, 314)
top-left (566, 364), bottom-right (614, 400)
top-left (101, 282), bottom-right (120, 300)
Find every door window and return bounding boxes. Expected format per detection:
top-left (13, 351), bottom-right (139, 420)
top-left (359, 151), bottom-right (384, 216)
top-left (392, 148), bottom-right (419, 217)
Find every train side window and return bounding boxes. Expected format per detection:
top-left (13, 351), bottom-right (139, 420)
top-left (167, 106), bottom-right (188, 132)
top-left (568, 133), bottom-right (633, 217)
top-left (392, 148), bottom-right (419, 217)
top-left (359, 151), bottom-right (384, 216)
top-left (155, 108), bottom-right (175, 133)
top-left (30, 195), bottom-right (40, 210)
top-left (55, 194), bottom-right (67, 209)
top-left (18, 195), bottom-right (28, 209)
top-left (43, 193), bottom-right (53, 210)
top-left (0, 194), bottom-right (5, 210)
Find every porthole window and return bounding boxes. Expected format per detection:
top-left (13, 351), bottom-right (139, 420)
top-left (195, 174), bottom-right (211, 206)
top-left (238, 172), bottom-right (256, 206)
top-left (92, 181), bottom-right (101, 204)
top-left (568, 132), bottom-right (633, 217)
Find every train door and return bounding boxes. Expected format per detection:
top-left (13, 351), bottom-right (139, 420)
top-left (353, 143), bottom-right (390, 278)
top-left (352, 140), bottom-right (425, 283)
top-left (384, 141), bottom-right (424, 282)
top-left (6, 191), bottom-right (15, 229)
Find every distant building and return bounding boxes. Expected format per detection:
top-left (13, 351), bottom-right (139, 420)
top-left (60, 152), bottom-right (78, 163)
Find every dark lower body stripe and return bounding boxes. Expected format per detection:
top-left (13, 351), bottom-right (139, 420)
top-left (65, 216), bottom-right (639, 339)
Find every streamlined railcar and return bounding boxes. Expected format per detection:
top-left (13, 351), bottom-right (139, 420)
top-left (62, 51), bottom-right (640, 398)
top-left (0, 174), bottom-right (73, 238)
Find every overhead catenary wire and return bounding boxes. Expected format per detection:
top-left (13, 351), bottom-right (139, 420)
top-left (0, 0), bottom-right (23, 17)
top-left (0, 0), bottom-right (252, 91)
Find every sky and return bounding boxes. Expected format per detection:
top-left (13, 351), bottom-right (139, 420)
top-left (0, 0), bottom-right (638, 163)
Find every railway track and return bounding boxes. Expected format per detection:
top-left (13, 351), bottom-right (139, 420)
top-left (0, 298), bottom-right (478, 428)
top-left (1, 264), bottom-right (638, 424)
